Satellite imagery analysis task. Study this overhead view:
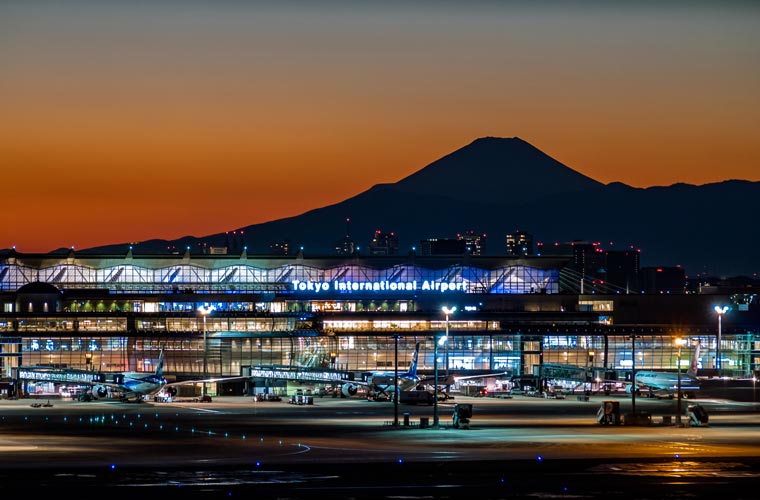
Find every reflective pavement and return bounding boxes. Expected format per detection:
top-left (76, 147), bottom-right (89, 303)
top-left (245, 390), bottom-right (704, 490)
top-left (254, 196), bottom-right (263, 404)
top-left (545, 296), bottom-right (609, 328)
top-left (1, 394), bottom-right (759, 499)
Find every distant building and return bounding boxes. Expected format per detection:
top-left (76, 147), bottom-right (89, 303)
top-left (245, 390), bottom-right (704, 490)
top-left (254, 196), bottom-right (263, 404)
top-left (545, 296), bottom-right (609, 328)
top-left (224, 230), bottom-right (246, 253)
top-left (335, 238), bottom-right (355, 256)
top-left (544, 241), bottom-right (642, 294)
top-left (505, 230), bottom-right (533, 256)
top-left (271, 240), bottom-right (291, 256)
top-left (335, 218), bottom-right (356, 256)
top-left (571, 241), bottom-right (604, 277)
top-left (457, 231), bottom-right (487, 255)
top-left (641, 266), bottom-right (686, 294)
top-left (536, 240), bottom-right (574, 257)
top-left (420, 238), bottom-right (467, 256)
top-left (208, 246), bottom-right (228, 255)
top-left (604, 249), bottom-right (640, 293)
top-left (369, 230), bottom-right (399, 256)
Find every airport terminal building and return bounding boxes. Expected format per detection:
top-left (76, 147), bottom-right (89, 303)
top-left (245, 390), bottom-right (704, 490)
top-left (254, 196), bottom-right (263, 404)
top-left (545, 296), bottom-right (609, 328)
top-left (1, 249), bottom-right (758, 397)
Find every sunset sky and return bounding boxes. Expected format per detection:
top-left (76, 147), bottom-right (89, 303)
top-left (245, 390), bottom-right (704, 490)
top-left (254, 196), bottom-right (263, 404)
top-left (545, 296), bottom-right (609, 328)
top-left (2, 1), bottom-right (759, 253)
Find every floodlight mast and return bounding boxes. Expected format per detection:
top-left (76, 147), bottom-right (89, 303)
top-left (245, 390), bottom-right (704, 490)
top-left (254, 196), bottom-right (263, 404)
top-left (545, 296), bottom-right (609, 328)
top-left (675, 337), bottom-right (687, 426)
top-left (714, 306), bottom-right (729, 377)
top-left (434, 306), bottom-right (456, 428)
top-left (198, 305), bottom-right (214, 396)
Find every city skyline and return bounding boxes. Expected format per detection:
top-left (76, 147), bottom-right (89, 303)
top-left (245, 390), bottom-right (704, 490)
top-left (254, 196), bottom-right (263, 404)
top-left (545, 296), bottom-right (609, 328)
top-left (3, 1), bottom-right (759, 253)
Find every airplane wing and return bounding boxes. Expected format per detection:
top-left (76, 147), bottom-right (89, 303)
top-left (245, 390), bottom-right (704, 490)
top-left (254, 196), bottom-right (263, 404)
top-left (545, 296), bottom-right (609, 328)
top-left (452, 371), bottom-right (510, 381)
top-left (418, 374), bottom-right (457, 386)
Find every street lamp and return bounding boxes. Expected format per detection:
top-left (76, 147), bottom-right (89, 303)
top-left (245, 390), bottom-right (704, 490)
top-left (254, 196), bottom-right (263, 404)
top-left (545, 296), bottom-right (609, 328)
top-left (442, 306), bottom-right (456, 376)
top-left (714, 305), bottom-right (729, 377)
top-left (434, 306), bottom-right (456, 428)
top-left (393, 334), bottom-right (399, 427)
top-left (198, 305), bottom-right (214, 396)
top-left (675, 337), bottom-right (687, 426)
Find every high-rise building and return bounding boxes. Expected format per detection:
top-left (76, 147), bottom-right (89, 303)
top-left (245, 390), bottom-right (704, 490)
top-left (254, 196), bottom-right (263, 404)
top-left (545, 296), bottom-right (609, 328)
top-left (505, 230), bottom-right (533, 256)
top-left (369, 229), bottom-right (399, 256)
top-left (224, 230), bottom-right (246, 253)
top-left (335, 218), bottom-right (356, 256)
top-left (641, 266), bottom-right (686, 294)
top-left (604, 249), bottom-right (640, 293)
top-left (271, 240), bottom-right (291, 256)
top-left (419, 238), bottom-right (467, 256)
top-left (457, 231), bottom-right (487, 255)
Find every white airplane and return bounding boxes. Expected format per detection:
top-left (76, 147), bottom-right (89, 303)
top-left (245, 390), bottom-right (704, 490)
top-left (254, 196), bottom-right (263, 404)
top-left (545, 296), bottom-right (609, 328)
top-left (340, 342), bottom-right (424, 401)
top-left (83, 349), bottom-right (243, 402)
top-left (630, 341), bottom-right (701, 398)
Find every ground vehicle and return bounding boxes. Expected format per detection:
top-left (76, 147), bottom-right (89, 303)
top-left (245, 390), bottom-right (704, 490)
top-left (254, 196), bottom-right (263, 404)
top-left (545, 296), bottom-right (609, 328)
top-left (399, 390), bottom-right (434, 405)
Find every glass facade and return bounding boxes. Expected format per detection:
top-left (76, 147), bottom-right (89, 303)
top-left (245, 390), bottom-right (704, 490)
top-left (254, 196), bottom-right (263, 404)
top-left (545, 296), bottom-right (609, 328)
top-left (1, 252), bottom-right (759, 394)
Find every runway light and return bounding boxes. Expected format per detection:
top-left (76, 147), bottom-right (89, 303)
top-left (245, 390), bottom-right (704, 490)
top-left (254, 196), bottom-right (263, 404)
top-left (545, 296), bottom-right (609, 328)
top-left (397, 458), bottom-right (403, 464)
top-left (110, 464), bottom-right (116, 470)
top-left (537, 456), bottom-right (543, 461)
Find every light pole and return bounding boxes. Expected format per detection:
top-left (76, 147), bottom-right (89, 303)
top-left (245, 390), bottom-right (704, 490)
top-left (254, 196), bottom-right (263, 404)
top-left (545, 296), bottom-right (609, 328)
top-left (675, 337), bottom-right (687, 426)
top-left (433, 331), bottom-right (439, 428)
top-left (198, 305), bottom-right (214, 396)
top-left (630, 334), bottom-right (637, 418)
top-left (714, 305), bottom-right (729, 377)
top-left (434, 306), bottom-right (456, 428)
top-left (443, 306), bottom-right (456, 376)
top-left (393, 334), bottom-right (399, 427)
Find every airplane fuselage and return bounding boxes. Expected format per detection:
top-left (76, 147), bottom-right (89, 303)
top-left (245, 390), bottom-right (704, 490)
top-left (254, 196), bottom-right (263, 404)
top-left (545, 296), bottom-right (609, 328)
top-left (634, 371), bottom-right (700, 392)
top-left (104, 372), bottom-right (166, 400)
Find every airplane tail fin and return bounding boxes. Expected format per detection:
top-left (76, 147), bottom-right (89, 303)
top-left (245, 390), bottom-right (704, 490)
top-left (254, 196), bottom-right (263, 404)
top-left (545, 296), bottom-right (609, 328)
top-left (156, 349), bottom-right (164, 378)
top-left (404, 342), bottom-right (420, 379)
top-left (686, 341), bottom-right (700, 378)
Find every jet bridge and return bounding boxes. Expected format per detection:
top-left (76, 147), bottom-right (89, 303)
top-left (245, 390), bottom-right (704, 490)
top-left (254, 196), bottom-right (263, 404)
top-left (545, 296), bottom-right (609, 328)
top-left (16, 367), bottom-right (104, 385)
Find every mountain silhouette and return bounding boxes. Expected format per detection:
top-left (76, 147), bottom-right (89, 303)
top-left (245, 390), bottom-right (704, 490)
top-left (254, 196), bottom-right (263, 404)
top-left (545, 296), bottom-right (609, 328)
top-left (76, 137), bottom-right (759, 277)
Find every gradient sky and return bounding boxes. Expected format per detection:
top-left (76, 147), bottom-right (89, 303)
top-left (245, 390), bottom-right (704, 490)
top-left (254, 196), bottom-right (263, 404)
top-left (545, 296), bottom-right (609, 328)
top-left (2, 1), bottom-right (759, 253)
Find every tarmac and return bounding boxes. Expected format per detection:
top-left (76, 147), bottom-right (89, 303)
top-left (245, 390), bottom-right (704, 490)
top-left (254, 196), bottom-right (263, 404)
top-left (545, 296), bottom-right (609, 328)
top-left (1, 393), bottom-right (759, 499)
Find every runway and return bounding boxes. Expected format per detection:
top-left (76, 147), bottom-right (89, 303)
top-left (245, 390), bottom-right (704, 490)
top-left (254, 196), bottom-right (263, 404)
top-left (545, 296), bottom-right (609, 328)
top-left (1, 394), bottom-right (759, 498)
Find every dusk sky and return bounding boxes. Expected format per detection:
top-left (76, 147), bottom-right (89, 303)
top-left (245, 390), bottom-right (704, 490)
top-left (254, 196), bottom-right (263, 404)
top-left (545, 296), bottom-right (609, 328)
top-left (2, 1), bottom-right (759, 253)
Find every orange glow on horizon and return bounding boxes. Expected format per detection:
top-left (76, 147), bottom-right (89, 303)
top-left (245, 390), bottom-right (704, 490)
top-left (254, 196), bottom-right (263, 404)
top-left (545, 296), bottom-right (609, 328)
top-left (3, 2), bottom-right (759, 252)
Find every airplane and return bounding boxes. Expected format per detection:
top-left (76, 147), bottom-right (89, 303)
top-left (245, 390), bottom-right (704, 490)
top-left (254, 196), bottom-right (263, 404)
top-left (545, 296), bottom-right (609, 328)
top-left (628, 341), bottom-right (701, 399)
top-left (339, 342), bottom-right (425, 401)
top-left (82, 349), bottom-right (244, 403)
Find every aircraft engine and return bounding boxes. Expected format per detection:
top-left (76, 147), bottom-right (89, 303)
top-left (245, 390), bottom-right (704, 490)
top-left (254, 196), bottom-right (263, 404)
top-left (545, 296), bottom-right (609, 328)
top-left (341, 383), bottom-right (358, 397)
top-left (94, 385), bottom-right (109, 398)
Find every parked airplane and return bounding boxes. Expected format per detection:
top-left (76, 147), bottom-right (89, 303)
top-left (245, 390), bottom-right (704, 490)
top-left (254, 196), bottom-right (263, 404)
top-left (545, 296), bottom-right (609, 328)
top-left (83, 349), bottom-right (243, 402)
top-left (630, 341), bottom-right (701, 398)
top-left (340, 342), bottom-right (424, 401)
